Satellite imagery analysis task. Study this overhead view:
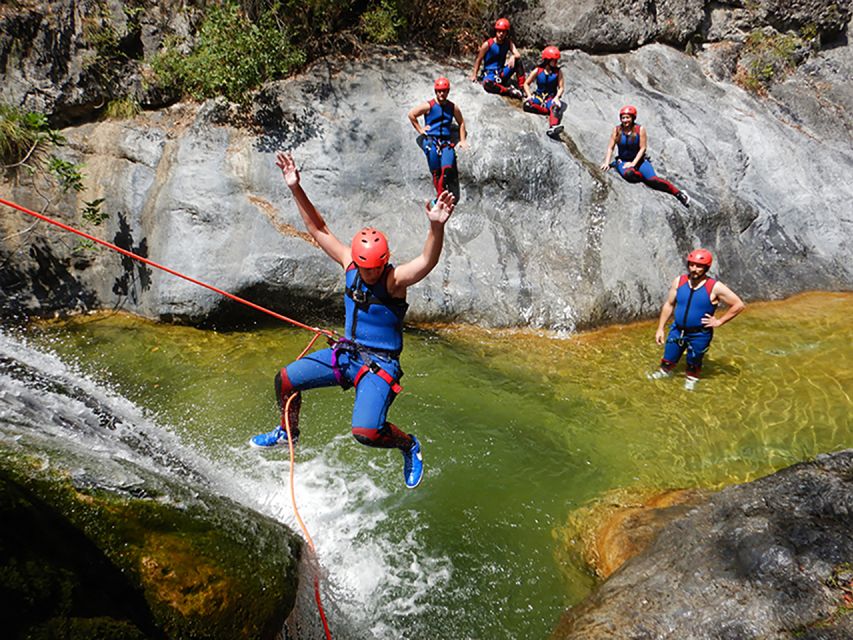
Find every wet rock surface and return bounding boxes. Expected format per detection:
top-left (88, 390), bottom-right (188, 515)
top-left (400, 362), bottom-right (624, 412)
top-left (2, 43), bottom-right (851, 330)
top-left (552, 450), bottom-right (853, 639)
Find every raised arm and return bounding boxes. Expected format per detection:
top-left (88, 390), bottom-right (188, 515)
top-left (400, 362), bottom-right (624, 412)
top-left (275, 152), bottom-right (350, 267)
top-left (600, 128), bottom-right (618, 171)
top-left (655, 276), bottom-right (679, 344)
top-left (703, 282), bottom-right (746, 328)
top-left (470, 40), bottom-right (489, 81)
top-left (407, 102), bottom-right (430, 136)
top-left (387, 191), bottom-right (455, 295)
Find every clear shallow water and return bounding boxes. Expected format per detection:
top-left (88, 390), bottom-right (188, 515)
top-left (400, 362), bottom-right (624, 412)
top-left (23, 292), bottom-right (853, 639)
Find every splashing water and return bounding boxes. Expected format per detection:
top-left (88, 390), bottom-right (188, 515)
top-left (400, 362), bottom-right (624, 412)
top-left (6, 291), bottom-right (852, 638)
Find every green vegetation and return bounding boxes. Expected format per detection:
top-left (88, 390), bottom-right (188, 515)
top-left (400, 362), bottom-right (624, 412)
top-left (152, 1), bottom-right (305, 104)
top-left (735, 29), bottom-right (805, 94)
top-left (151, 0), bottom-right (490, 103)
top-left (104, 97), bottom-right (141, 120)
top-left (1, 104), bottom-right (105, 252)
top-left (361, 0), bottom-right (405, 44)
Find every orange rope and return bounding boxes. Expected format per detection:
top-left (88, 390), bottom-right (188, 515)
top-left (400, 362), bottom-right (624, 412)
top-left (285, 330), bottom-right (333, 638)
top-left (1, 196), bottom-right (335, 638)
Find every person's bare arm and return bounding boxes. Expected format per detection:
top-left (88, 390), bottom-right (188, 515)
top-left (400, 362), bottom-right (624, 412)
top-left (600, 128), bottom-right (618, 171)
top-left (523, 68), bottom-right (536, 98)
top-left (387, 191), bottom-right (455, 295)
top-left (407, 102), bottom-right (430, 136)
top-left (455, 104), bottom-right (468, 150)
top-left (471, 41), bottom-right (489, 81)
top-left (703, 282), bottom-right (745, 328)
top-left (655, 276), bottom-right (680, 344)
top-left (275, 152), bottom-right (349, 267)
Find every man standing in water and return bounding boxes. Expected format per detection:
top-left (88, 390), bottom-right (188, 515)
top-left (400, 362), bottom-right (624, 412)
top-left (250, 152), bottom-right (455, 489)
top-left (649, 249), bottom-right (745, 390)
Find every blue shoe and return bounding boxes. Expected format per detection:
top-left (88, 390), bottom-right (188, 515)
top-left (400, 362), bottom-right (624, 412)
top-left (250, 425), bottom-right (297, 449)
top-left (402, 435), bottom-right (424, 489)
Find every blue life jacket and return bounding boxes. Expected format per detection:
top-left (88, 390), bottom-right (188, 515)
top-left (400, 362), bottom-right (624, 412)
top-left (483, 37), bottom-right (509, 71)
top-left (424, 99), bottom-right (455, 140)
top-left (531, 65), bottom-right (559, 97)
top-left (344, 263), bottom-right (408, 354)
top-left (674, 274), bottom-right (717, 331)
top-left (616, 124), bottom-right (643, 161)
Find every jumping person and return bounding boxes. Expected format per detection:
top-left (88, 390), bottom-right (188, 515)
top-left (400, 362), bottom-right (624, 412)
top-left (600, 105), bottom-right (691, 207)
top-left (523, 46), bottom-right (565, 139)
top-left (649, 249), bottom-right (745, 390)
top-left (470, 17), bottom-right (525, 99)
top-left (250, 152), bottom-right (456, 489)
top-left (408, 76), bottom-right (468, 205)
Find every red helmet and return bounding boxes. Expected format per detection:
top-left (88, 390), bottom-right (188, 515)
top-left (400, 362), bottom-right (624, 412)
top-left (434, 76), bottom-right (450, 91)
top-left (620, 105), bottom-right (638, 118)
top-left (351, 228), bottom-right (390, 268)
top-left (495, 17), bottom-right (510, 31)
top-left (686, 249), bottom-right (713, 267)
top-left (542, 46), bottom-right (561, 61)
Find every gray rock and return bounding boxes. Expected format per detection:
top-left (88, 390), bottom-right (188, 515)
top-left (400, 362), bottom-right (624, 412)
top-left (552, 450), bottom-right (853, 639)
top-left (1, 44), bottom-right (851, 329)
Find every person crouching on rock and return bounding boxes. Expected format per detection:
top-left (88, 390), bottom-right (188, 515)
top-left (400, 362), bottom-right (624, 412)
top-left (523, 46), bottom-right (565, 139)
top-left (648, 249), bottom-right (745, 390)
top-left (408, 76), bottom-right (468, 207)
top-left (250, 152), bottom-right (456, 489)
top-left (600, 105), bottom-right (691, 207)
top-left (470, 17), bottom-right (525, 100)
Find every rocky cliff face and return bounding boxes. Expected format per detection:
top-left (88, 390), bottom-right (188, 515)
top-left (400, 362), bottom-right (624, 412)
top-left (552, 450), bottom-right (853, 639)
top-left (1, 2), bottom-right (851, 329)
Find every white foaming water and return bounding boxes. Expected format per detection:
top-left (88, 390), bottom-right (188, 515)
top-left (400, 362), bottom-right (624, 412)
top-left (0, 330), bottom-right (452, 639)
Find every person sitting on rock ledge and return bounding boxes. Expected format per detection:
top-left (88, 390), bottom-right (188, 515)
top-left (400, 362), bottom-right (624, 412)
top-left (470, 17), bottom-right (525, 100)
top-left (408, 76), bottom-right (468, 207)
top-left (649, 249), bottom-right (745, 390)
top-left (522, 46), bottom-right (565, 140)
top-left (250, 152), bottom-right (456, 490)
top-left (600, 105), bottom-right (691, 207)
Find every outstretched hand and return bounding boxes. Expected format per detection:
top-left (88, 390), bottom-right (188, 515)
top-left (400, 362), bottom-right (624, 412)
top-left (275, 152), bottom-right (300, 188)
top-left (427, 190), bottom-right (455, 224)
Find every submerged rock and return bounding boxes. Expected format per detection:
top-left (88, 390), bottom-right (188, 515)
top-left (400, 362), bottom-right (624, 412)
top-left (552, 449), bottom-right (853, 639)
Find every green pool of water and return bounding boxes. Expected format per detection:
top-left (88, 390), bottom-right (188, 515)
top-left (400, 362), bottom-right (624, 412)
top-left (27, 291), bottom-right (852, 638)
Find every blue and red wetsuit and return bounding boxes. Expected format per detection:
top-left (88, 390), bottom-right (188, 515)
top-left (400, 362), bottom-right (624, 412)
top-left (418, 98), bottom-right (458, 198)
top-left (481, 37), bottom-right (524, 95)
top-left (611, 124), bottom-right (682, 196)
top-left (274, 263), bottom-right (413, 450)
top-left (523, 65), bottom-right (563, 127)
top-left (661, 274), bottom-right (718, 377)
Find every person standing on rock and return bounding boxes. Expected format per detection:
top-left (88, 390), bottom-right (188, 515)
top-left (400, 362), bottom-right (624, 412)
top-left (250, 152), bottom-right (456, 489)
top-left (470, 17), bottom-right (525, 99)
top-left (600, 105), bottom-right (691, 207)
top-left (522, 46), bottom-right (565, 139)
top-left (649, 249), bottom-right (745, 390)
top-left (408, 76), bottom-right (468, 206)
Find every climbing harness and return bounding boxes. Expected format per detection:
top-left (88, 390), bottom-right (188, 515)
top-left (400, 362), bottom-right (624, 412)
top-left (0, 196), bottom-right (335, 639)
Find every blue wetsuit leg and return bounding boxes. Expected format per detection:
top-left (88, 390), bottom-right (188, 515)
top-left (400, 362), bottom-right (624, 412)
top-left (684, 331), bottom-right (713, 370)
top-left (662, 325), bottom-right (687, 366)
top-left (282, 347), bottom-right (341, 391)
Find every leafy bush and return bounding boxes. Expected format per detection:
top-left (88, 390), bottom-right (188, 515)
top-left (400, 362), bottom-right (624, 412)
top-left (104, 97), bottom-right (141, 120)
top-left (360, 1), bottom-right (405, 44)
top-left (152, 1), bottom-right (305, 103)
top-left (0, 105), bottom-right (64, 167)
top-left (735, 29), bottom-right (805, 94)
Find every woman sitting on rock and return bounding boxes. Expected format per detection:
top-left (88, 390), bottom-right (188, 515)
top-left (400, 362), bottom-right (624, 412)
top-left (600, 105), bottom-right (690, 207)
top-left (522, 46), bottom-right (565, 139)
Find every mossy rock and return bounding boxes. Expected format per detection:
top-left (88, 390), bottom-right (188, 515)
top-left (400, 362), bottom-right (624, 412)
top-left (0, 460), bottom-right (302, 640)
